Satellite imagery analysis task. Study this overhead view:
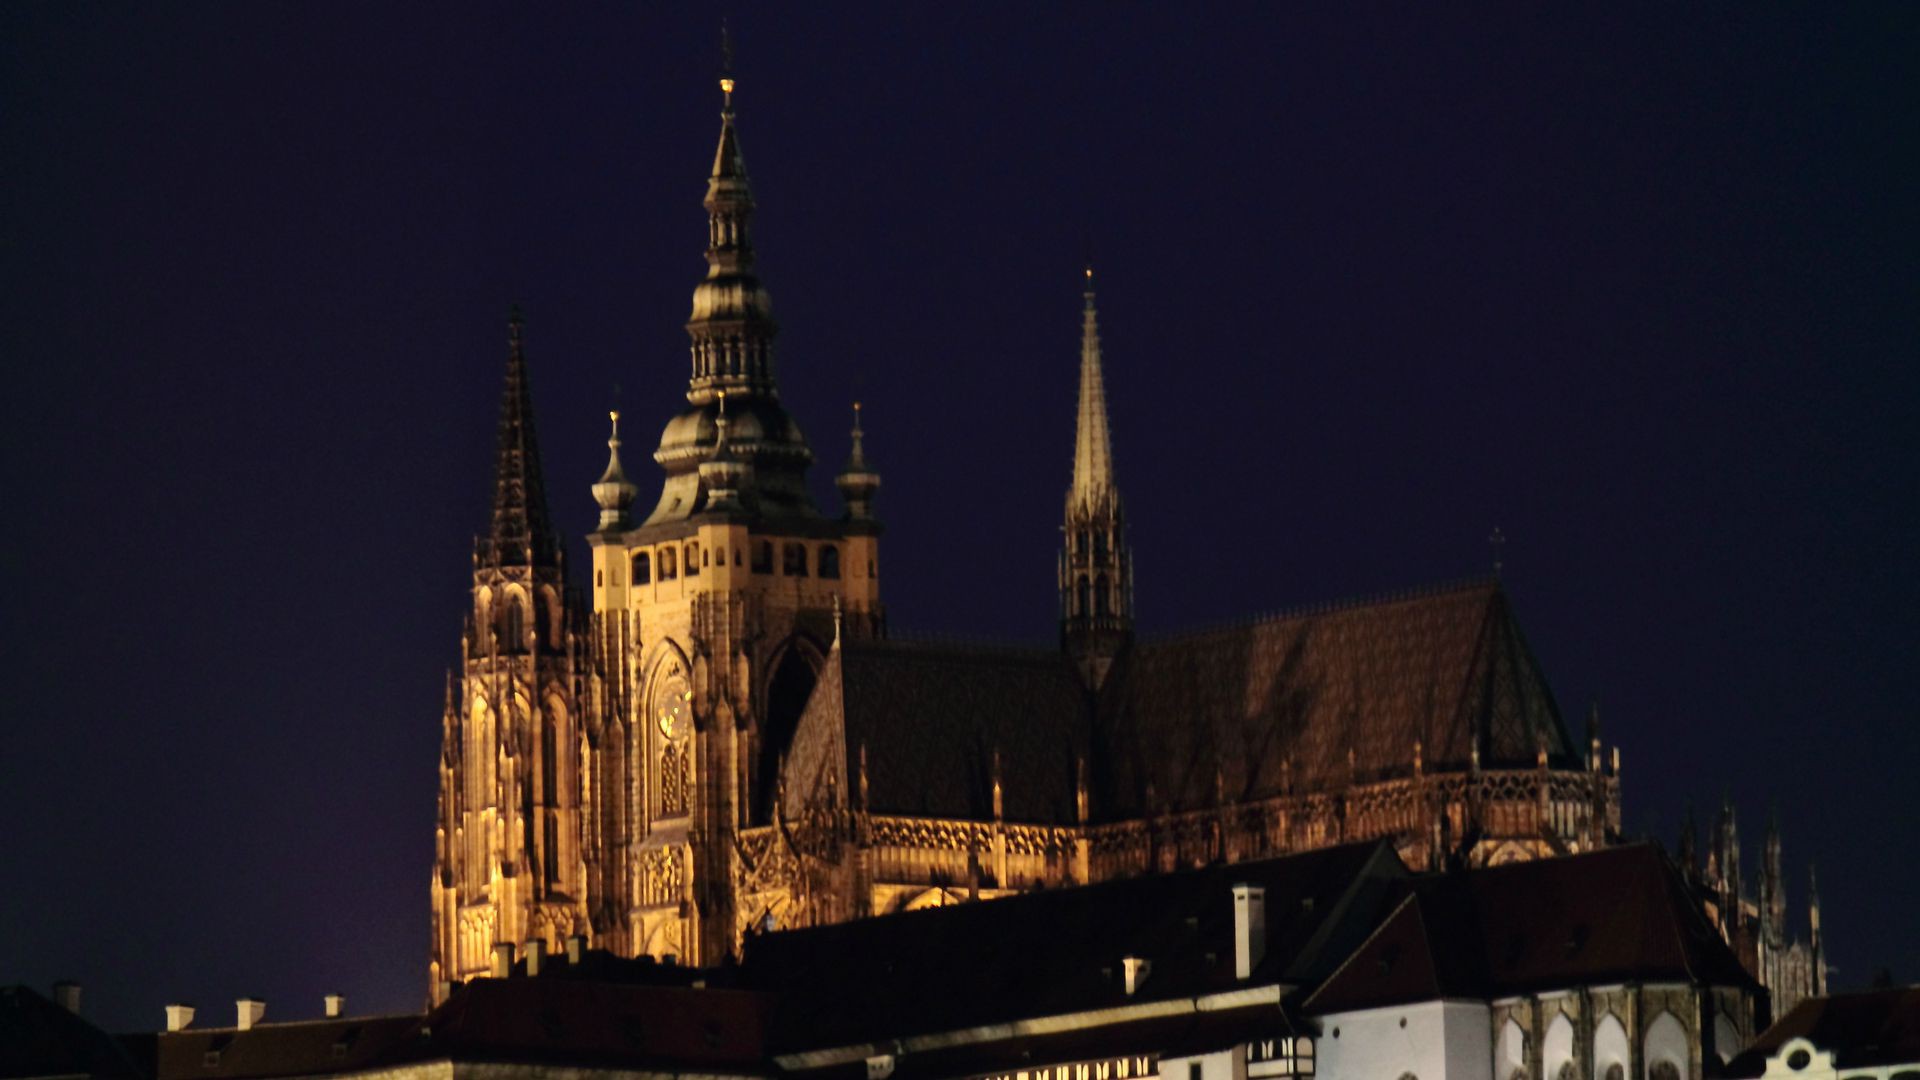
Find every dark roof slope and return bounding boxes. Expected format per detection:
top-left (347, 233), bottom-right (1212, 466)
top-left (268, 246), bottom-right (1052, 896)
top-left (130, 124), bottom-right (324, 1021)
top-left (741, 841), bottom-right (1407, 1054)
top-left (0, 986), bottom-right (144, 1080)
top-left (1096, 581), bottom-right (1572, 817)
top-left (144, 1015), bottom-right (424, 1080)
top-left (1727, 988), bottom-right (1920, 1077)
top-left (1305, 844), bottom-right (1756, 1014)
top-left (835, 639), bottom-right (1091, 822)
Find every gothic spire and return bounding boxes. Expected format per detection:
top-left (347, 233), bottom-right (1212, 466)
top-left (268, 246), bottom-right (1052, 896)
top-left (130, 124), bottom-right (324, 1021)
top-left (685, 60), bottom-right (778, 405)
top-left (487, 307), bottom-right (557, 566)
top-left (1068, 265), bottom-right (1119, 521)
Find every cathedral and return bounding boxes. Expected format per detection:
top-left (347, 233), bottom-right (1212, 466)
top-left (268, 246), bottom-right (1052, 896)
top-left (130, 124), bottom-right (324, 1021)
top-left (427, 73), bottom-right (1819, 1016)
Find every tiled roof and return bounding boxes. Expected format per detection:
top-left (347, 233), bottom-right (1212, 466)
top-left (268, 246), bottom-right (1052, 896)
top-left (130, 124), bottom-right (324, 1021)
top-left (739, 841), bottom-right (1407, 1054)
top-left (820, 638), bottom-right (1092, 823)
top-left (1727, 988), bottom-right (1920, 1076)
top-left (142, 1015), bottom-right (424, 1080)
top-left (788, 581), bottom-right (1576, 826)
top-left (1096, 581), bottom-right (1573, 817)
top-left (1303, 844), bottom-right (1757, 1015)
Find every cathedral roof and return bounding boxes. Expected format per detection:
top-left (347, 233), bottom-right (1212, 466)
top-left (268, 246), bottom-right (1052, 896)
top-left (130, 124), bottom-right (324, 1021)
top-left (818, 638), bottom-right (1091, 823)
top-left (786, 580), bottom-right (1574, 828)
top-left (1092, 579), bottom-right (1574, 817)
top-left (1303, 844), bottom-right (1757, 1015)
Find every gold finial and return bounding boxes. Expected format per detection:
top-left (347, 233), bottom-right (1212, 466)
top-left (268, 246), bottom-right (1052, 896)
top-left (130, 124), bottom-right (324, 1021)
top-left (719, 20), bottom-right (736, 106)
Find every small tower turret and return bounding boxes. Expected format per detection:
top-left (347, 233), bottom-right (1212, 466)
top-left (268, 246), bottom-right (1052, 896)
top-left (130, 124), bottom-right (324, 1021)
top-left (592, 410), bottom-right (638, 532)
top-left (1059, 265), bottom-right (1132, 688)
top-left (836, 402), bottom-right (881, 521)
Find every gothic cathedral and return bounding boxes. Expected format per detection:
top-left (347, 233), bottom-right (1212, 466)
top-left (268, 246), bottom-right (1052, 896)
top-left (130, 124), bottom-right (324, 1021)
top-left (428, 74), bottom-right (1823, 1017)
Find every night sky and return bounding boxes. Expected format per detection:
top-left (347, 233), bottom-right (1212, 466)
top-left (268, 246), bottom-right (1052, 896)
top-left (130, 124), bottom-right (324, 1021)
top-left (3, 5), bottom-right (1915, 1033)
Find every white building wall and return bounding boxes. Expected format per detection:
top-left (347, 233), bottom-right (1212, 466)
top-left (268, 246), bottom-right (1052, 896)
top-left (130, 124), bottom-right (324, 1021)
top-left (1315, 1000), bottom-right (1491, 1080)
top-left (1160, 1048), bottom-right (1244, 1080)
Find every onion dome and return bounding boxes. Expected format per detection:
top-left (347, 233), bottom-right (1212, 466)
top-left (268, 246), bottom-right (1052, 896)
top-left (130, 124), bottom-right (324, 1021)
top-left (592, 410), bottom-right (638, 532)
top-left (836, 402), bottom-right (881, 520)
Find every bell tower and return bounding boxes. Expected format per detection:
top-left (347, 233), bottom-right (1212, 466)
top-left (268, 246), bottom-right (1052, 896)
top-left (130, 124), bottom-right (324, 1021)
top-left (431, 310), bottom-right (587, 1001)
top-left (1059, 266), bottom-right (1132, 688)
top-left (580, 64), bottom-right (883, 966)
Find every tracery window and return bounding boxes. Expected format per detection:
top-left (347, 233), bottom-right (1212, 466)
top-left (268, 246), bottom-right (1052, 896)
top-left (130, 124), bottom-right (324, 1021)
top-left (818, 544), bottom-right (841, 580)
top-left (660, 742), bottom-right (689, 817)
top-left (783, 542), bottom-right (809, 577)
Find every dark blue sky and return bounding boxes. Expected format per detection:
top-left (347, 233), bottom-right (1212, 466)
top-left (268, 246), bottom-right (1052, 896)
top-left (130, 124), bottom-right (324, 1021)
top-left (2, 4), bottom-right (1914, 1033)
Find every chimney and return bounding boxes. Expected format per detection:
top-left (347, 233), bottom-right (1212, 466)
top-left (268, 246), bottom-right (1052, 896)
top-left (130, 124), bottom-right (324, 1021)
top-left (565, 934), bottom-right (586, 965)
top-left (1121, 955), bottom-right (1151, 996)
top-left (51, 982), bottom-right (81, 1015)
top-left (164, 1004), bottom-right (195, 1032)
top-left (323, 994), bottom-right (345, 1019)
top-left (236, 998), bottom-right (266, 1030)
top-left (524, 939), bottom-right (546, 977)
top-left (491, 942), bottom-right (516, 978)
top-left (1232, 883), bottom-right (1267, 979)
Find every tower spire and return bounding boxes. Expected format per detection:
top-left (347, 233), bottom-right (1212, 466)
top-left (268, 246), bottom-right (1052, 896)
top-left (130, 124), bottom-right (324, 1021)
top-left (1060, 263), bottom-right (1131, 687)
top-left (592, 410), bottom-right (637, 532)
top-left (487, 306), bottom-right (557, 566)
top-left (1069, 264), bottom-right (1118, 520)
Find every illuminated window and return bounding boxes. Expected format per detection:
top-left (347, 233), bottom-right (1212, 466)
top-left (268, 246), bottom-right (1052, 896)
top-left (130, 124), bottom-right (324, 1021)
top-left (819, 544), bottom-right (841, 579)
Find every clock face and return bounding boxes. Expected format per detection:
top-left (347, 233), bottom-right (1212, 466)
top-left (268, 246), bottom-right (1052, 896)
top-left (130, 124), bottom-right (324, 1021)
top-left (656, 677), bottom-right (693, 741)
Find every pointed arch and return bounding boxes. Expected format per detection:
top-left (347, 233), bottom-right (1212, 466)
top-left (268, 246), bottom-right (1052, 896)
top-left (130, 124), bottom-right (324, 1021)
top-left (1497, 1018), bottom-right (1528, 1080)
top-left (1544, 1014), bottom-right (1574, 1080)
top-left (756, 636), bottom-right (825, 822)
top-left (1645, 1012), bottom-right (1688, 1080)
top-left (1593, 1013), bottom-right (1629, 1080)
top-left (1712, 1015), bottom-right (1742, 1066)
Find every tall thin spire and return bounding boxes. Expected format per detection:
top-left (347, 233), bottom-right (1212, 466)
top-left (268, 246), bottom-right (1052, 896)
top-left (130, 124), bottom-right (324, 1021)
top-left (1069, 264), bottom-right (1119, 520)
top-left (686, 44), bottom-right (777, 404)
top-left (488, 306), bottom-right (557, 566)
top-left (1060, 264), bottom-right (1131, 687)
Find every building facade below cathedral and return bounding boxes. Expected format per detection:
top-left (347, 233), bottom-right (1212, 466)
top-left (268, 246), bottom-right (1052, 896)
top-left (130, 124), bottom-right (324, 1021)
top-left (427, 72), bottom-right (1816, 1014)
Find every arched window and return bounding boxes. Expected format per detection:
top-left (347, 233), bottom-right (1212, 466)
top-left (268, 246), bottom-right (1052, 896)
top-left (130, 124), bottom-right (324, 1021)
top-left (504, 597), bottom-right (526, 650)
top-left (818, 544), bottom-right (841, 580)
top-left (1095, 574), bottom-right (1111, 617)
top-left (1645, 1013), bottom-right (1689, 1080)
top-left (685, 542), bottom-right (700, 576)
top-left (752, 540), bottom-right (773, 573)
top-left (1594, 1014), bottom-right (1629, 1080)
top-left (1076, 575), bottom-right (1090, 617)
top-left (632, 551), bottom-right (651, 585)
top-left (733, 546), bottom-right (742, 566)
top-left (542, 718), bottom-right (558, 802)
top-left (783, 542), bottom-right (809, 577)
top-left (659, 547), bottom-right (677, 580)
top-left (1545, 1014), bottom-right (1574, 1080)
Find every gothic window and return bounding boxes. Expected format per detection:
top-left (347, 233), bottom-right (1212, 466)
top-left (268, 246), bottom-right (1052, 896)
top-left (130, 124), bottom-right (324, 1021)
top-left (1076, 531), bottom-right (1089, 555)
top-left (1094, 531), bottom-right (1109, 558)
top-left (685, 542), bottom-right (700, 576)
top-left (783, 542), bottom-right (809, 577)
top-left (542, 719), bottom-right (558, 802)
top-left (756, 647), bottom-right (818, 822)
top-left (818, 544), bottom-right (841, 580)
top-left (660, 742), bottom-right (689, 817)
top-left (543, 815), bottom-right (560, 885)
top-left (632, 551), bottom-right (650, 585)
top-left (752, 540), bottom-right (773, 573)
top-left (1076, 575), bottom-right (1091, 617)
top-left (659, 547), bottom-right (677, 580)
top-left (504, 598), bottom-right (526, 650)
top-left (1095, 574), bottom-right (1111, 617)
